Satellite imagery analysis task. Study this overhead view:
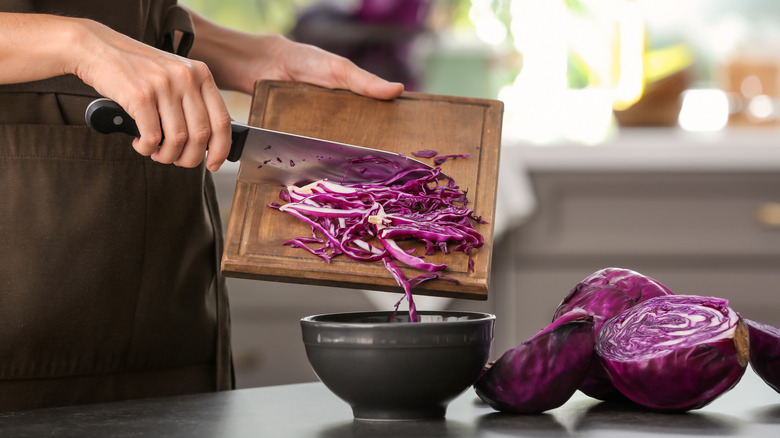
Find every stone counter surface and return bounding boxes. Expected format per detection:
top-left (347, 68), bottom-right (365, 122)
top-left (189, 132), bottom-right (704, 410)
top-left (1, 368), bottom-right (778, 437)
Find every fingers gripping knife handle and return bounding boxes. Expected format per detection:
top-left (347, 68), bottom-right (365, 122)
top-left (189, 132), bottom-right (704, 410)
top-left (85, 98), bottom-right (249, 162)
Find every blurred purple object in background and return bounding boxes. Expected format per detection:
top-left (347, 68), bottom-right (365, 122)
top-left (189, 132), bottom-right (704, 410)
top-left (292, 0), bottom-right (429, 91)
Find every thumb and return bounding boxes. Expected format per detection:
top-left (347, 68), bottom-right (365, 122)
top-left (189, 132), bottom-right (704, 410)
top-left (340, 67), bottom-right (405, 100)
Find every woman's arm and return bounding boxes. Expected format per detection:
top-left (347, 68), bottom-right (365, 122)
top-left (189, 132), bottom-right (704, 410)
top-left (0, 10), bottom-right (403, 172)
top-left (0, 13), bottom-right (81, 84)
top-left (0, 12), bottom-right (232, 171)
top-left (185, 9), bottom-right (404, 100)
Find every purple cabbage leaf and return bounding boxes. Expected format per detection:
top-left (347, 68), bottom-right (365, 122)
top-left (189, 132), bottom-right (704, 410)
top-left (745, 318), bottom-right (780, 394)
top-left (474, 309), bottom-right (594, 414)
top-left (411, 149), bottom-right (438, 158)
top-left (434, 154), bottom-right (470, 165)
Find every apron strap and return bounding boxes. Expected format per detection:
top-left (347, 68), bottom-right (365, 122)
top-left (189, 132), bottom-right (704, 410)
top-left (0, 0), bottom-right (32, 11)
top-left (0, 76), bottom-right (99, 97)
top-left (160, 5), bottom-right (195, 57)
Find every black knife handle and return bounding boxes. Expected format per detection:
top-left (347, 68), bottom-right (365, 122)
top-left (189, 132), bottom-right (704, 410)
top-left (85, 98), bottom-right (140, 137)
top-left (85, 98), bottom-right (247, 163)
top-left (228, 123), bottom-right (249, 163)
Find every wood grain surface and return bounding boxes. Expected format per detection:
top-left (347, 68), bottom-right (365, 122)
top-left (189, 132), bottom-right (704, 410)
top-left (221, 80), bottom-right (503, 300)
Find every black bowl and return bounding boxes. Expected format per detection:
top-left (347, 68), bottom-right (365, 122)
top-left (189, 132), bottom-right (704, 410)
top-left (300, 311), bottom-right (495, 421)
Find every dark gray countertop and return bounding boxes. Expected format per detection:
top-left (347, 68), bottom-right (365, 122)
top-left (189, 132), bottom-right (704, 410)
top-left (1, 368), bottom-right (778, 438)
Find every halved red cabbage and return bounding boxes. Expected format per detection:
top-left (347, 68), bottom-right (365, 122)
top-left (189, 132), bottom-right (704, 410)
top-left (595, 295), bottom-right (749, 411)
top-left (474, 309), bottom-right (594, 414)
top-left (269, 167), bottom-right (485, 322)
top-left (552, 267), bottom-right (673, 401)
top-left (745, 319), bottom-right (780, 394)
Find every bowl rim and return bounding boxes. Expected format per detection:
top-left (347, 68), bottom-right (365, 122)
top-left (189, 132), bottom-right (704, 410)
top-left (300, 310), bottom-right (496, 328)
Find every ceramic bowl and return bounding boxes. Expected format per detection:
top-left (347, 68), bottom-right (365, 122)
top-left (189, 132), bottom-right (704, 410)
top-left (300, 310), bottom-right (495, 421)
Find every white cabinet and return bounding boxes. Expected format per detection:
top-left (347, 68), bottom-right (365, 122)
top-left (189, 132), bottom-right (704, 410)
top-left (492, 169), bottom-right (780, 349)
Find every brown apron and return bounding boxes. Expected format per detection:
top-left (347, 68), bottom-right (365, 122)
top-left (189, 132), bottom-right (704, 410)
top-left (0, 0), bottom-right (232, 411)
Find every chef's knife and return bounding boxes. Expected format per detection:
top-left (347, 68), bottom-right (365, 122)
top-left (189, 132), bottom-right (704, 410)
top-left (85, 98), bottom-right (439, 186)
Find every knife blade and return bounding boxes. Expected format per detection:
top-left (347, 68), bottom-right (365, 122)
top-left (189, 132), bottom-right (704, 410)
top-left (85, 98), bottom-right (440, 186)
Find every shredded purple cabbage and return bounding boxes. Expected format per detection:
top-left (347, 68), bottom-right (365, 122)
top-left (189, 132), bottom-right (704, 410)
top-left (269, 166), bottom-right (484, 322)
top-left (411, 149), bottom-right (438, 158)
top-left (434, 154), bottom-right (470, 165)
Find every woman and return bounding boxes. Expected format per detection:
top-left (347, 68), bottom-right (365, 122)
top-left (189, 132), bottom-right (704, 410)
top-left (0, 1), bottom-right (403, 411)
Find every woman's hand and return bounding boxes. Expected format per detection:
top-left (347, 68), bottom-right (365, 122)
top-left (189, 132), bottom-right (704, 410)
top-left (1, 11), bottom-right (404, 173)
top-left (186, 10), bottom-right (405, 100)
top-left (0, 12), bottom-right (232, 172)
top-left (73, 18), bottom-right (232, 172)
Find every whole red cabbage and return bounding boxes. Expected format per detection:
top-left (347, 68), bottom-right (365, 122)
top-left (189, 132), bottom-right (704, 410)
top-left (595, 295), bottom-right (749, 411)
top-left (474, 309), bottom-right (594, 414)
top-left (553, 267), bottom-right (673, 401)
top-left (554, 268), bottom-right (673, 332)
top-left (745, 318), bottom-right (780, 393)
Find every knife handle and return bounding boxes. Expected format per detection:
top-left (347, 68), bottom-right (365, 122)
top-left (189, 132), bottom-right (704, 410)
top-left (85, 98), bottom-right (249, 163)
top-left (228, 123), bottom-right (249, 163)
top-left (85, 98), bottom-right (140, 137)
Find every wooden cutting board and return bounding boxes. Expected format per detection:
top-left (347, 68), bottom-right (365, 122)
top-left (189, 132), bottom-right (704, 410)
top-left (221, 80), bottom-right (503, 300)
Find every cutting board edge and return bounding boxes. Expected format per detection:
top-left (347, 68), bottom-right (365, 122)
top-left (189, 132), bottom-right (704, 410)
top-left (220, 259), bottom-right (489, 300)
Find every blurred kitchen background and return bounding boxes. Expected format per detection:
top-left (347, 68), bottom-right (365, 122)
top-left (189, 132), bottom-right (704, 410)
top-left (182, 0), bottom-right (780, 388)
